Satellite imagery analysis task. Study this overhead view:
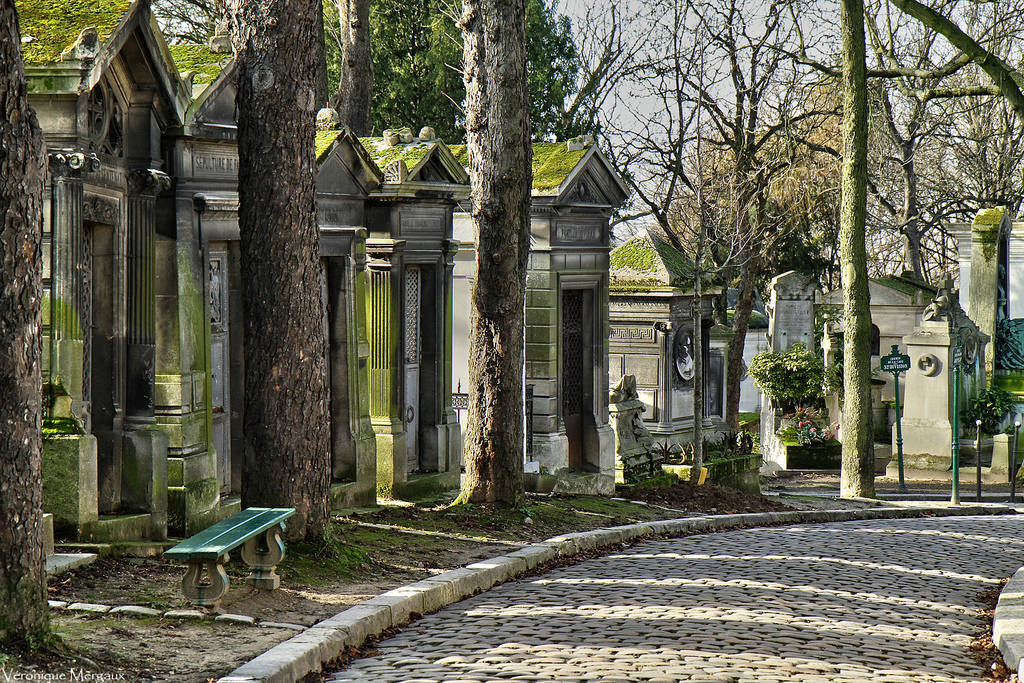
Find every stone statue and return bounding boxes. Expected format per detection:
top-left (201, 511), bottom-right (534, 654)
top-left (609, 375), bottom-right (658, 482)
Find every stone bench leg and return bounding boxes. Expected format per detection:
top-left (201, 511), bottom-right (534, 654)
top-left (181, 554), bottom-right (230, 609)
top-left (241, 523), bottom-right (285, 590)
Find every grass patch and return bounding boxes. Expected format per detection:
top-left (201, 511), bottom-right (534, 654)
top-left (281, 526), bottom-right (370, 586)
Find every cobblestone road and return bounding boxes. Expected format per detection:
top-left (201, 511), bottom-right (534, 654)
top-left (328, 515), bottom-right (1024, 682)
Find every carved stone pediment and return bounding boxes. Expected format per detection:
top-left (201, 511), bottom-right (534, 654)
top-left (83, 194), bottom-right (119, 224)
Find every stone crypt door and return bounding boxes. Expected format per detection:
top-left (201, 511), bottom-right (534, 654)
top-left (404, 266), bottom-right (422, 473)
top-left (562, 288), bottom-right (595, 472)
top-left (208, 246), bottom-right (231, 493)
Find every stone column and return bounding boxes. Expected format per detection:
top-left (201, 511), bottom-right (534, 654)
top-left (439, 238), bottom-right (461, 473)
top-left (126, 169), bottom-right (171, 423)
top-left (121, 169), bottom-right (171, 539)
top-left (967, 207), bottom-right (1008, 378)
top-left (654, 321), bottom-right (673, 429)
top-left (366, 238), bottom-right (407, 497)
top-left (47, 152), bottom-right (98, 417)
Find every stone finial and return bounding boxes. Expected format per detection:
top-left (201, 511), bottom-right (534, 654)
top-left (397, 127), bottom-right (414, 143)
top-left (316, 108), bottom-right (341, 131)
top-left (566, 134), bottom-right (594, 152)
top-left (60, 26), bottom-right (99, 61)
top-left (207, 33), bottom-right (232, 54)
top-left (382, 129), bottom-right (400, 147)
top-left (418, 126), bottom-right (436, 141)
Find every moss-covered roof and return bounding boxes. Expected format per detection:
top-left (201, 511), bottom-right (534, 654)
top-left (359, 137), bottom-right (433, 173)
top-left (168, 43), bottom-right (228, 86)
top-left (16, 0), bottom-right (132, 64)
top-left (532, 141), bottom-right (588, 192)
top-left (316, 130), bottom-right (344, 163)
top-left (609, 234), bottom-right (695, 286)
top-left (448, 141), bottom-right (590, 194)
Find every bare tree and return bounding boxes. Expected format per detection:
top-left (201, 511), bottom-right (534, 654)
top-left (0, 0), bottom-right (48, 643)
top-left (456, 0), bottom-right (531, 505)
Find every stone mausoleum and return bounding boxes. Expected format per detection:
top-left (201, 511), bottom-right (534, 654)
top-left (21, 0), bottom-right (463, 542)
top-left (451, 141), bottom-right (628, 494)
top-left (607, 234), bottom-right (721, 448)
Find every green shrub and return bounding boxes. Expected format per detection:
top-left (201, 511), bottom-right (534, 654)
top-left (963, 387), bottom-right (1015, 435)
top-left (748, 343), bottom-right (826, 411)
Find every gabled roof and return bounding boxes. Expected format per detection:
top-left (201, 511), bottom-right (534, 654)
top-left (168, 43), bottom-right (229, 86)
top-left (609, 233), bottom-right (695, 287)
top-left (17, 0), bottom-right (132, 64)
top-left (317, 128), bottom-right (382, 175)
top-left (450, 139), bottom-right (627, 203)
top-left (359, 136), bottom-right (469, 186)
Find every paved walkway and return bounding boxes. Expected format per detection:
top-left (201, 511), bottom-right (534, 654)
top-left (327, 515), bottom-right (1024, 683)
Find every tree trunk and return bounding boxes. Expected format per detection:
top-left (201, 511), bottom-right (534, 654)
top-left (725, 254), bottom-right (758, 431)
top-left (692, 283), bottom-right (704, 472)
top-left (900, 142), bottom-right (924, 280)
top-left (229, 0), bottom-right (331, 540)
top-left (0, 0), bottom-right (48, 643)
top-left (330, 0), bottom-right (372, 135)
top-left (314, 1), bottom-right (329, 110)
top-left (839, 0), bottom-right (875, 498)
top-left (456, 0), bottom-right (530, 506)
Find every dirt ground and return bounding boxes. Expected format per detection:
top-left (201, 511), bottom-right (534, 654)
top-left (4, 485), bottom-right (811, 682)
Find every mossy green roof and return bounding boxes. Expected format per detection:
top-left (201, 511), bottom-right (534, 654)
top-left (16, 0), bottom-right (132, 64)
top-left (449, 142), bottom-right (589, 193)
top-left (359, 137), bottom-right (433, 173)
top-left (609, 235), bottom-right (695, 286)
top-left (168, 44), bottom-right (228, 86)
top-left (316, 130), bottom-right (344, 163)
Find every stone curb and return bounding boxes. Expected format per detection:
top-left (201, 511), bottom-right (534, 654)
top-left (218, 503), bottom-right (1014, 683)
top-left (994, 565), bottom-right (1024, 677)
top-left (47, 599), bottom-right (305, 631)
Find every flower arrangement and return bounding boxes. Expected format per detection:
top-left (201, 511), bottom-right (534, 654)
top-left (795, 419), bottom-right (834, 446)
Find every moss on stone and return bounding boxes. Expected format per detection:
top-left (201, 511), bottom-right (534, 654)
top-left (447, 141), bottom-right (588, 192)
top-left (359, 137), bottom-right (432, 173)
top-left (316, 130), bottom-right (344, 163)
top-left (531, 141), bottom-right (587, 191)
top-left (973, 206), bottom-right (1006, 230)
top-left (16, 0), bottom-right (131, 64)
top-left (610, 235), bottom-right (695, 286)
top-left (167, 44), bottom-right (228, 86)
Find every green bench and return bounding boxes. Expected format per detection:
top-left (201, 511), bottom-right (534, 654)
top-left (163, 507), bottom-right (295, 608)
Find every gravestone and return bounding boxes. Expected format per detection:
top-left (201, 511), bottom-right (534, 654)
top-left (761, 271), bottom-right (821, 471)
top-left (766, 271), bottom-right (819, 353)
top-left (897, 278), bottom-right (989, 474)
top-left (967, 207), bottom-right (1008, 378)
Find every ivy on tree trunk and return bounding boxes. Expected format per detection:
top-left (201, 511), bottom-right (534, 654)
top-left (230, 0), bottom-right (331, 540)
top-left (456, 0), bottom-right (531, 506)
top-left (0, 0), bottom-right (48, 643)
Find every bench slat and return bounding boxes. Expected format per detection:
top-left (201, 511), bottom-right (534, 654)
top-left (164, 507), bottom-right (295, 560)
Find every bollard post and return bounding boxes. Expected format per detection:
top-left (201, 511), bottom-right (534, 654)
top-left (976, 419), bottom-right (983, 502)
top-left (951, 344), bottom-right (961, 505)
top-left (1013, 419), bottom-right (1020, 504)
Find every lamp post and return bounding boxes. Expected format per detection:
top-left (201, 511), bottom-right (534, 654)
top-left (880, 344), bottom-right (910, 493)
